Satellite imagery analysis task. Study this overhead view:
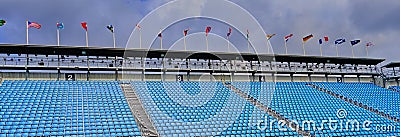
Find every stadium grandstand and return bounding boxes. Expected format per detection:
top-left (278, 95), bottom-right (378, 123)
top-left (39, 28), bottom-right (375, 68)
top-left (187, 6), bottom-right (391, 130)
top-left (1, 43), bottom-right (400, 137)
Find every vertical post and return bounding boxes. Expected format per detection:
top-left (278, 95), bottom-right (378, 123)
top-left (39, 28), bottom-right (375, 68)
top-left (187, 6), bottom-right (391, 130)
top-left (26, 20), bottom-right (29, 45)
top-left (247, 37), bottom-right (251, 53)
top-left (85, 30), bottom-right (89, 47)
top-left (160, 37), bottom-right (163, 50)
top-left (206, 36), bottom-right (209, 52)
top-left (112, 30), bottom-right (116, 48)
top-left (366, 46), bottom-right (369, 57)
top-left (230, 72), bottom-right (234, 82)
top-left (87, 55), bottom-right (90, 81)
top-left (319, 44), bottom-right (323, 56)
top-left (302, 42), bottom-right (306, 55)
top-left (336, 46), bottom-right (339, 57)
top-left (57, 29), bottom-right (60, 46)
top-left (184, 36), bottom-right (187, 51)
top-left (351, 46), bottom-right (355, 57)
top-left (290, 74), bottom-right (294, 82)
top-left (187, 71), bottom-right (190, 81)
top-left (325, 74), bottom-right (329, 82)
top-left (139, 29), bottom-right (142, 49)
top-left (284, 41), bottom-right (288, 55)
top-left (267, 40), bottom-right (270, 54)
top-left (227, 36), bottom-right (230, 52)
top-left (57, 29), bottom-right (60, 80)
top-left (26, 53), bottom-right (29, 80)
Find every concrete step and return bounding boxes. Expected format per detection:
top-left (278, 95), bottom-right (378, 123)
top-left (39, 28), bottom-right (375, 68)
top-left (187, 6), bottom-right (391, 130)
top-left (120, 84), bottom-right (159, 137)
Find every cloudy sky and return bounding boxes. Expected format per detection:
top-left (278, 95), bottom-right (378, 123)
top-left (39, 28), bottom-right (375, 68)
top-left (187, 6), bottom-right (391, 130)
top-left (0, 0), bottom-right (399, 64)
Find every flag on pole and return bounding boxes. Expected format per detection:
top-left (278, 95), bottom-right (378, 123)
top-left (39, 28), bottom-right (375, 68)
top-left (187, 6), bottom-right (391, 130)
top-left (284, 33), bottom-right (293, 42)
top-left (227, 27), bottom-right (232, 37)
top-left (183, 28), bottom-right (189, 36)
top-left (0, 20), bottom-right (6, 27)
top-left (56, 22), bottom-right (64, 30)
top-left (205, 26), bottom-right (211, 36)
top-left (266, 34), bottom-right (276, 40)
top-left (158, 30), bottom-right (162, 38)
top-left (246, 29), bottom-right (250, 39)
top-left (135, 24), bottom-right (141, 29)
top-left (350, 39), bottom-right (361, 46)
top-left (335, 38), bottom-right (346, 44)
top-left (324, 36), bottom-right (329, 42)
top-left (27, 21), bottom-right (41, 29)
top-left (106, 25), bottom-right (114, 33)
top-left (366, 42), bottom-right (374, 47)
top-left (302, 34), bottom-right (313, 42)
top-left (319, 39), bottom-right (323, 45)
top-left (81, 22), bottom-right (88, 31)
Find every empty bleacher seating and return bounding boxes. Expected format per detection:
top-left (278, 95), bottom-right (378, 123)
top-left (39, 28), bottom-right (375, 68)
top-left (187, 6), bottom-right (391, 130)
top-left (0, 80), bottom-right (141, 137)
top-left (389, 86), bottom-right (400, 92)
top-left (314, 82), bottom-right (400, 120)
top-left (232, 82), bottom-right (400, 136)
top-left (131, 81), bottom-right (300, 136)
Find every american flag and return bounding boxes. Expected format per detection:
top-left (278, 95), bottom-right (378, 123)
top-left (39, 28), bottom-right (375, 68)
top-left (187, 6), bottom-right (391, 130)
top-left (27, 21), bottom-right (41, 29)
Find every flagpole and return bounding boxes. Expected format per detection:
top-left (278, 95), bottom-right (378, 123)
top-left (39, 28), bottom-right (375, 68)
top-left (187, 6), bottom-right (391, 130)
top-left (139, 29), bottom-right (142, 49)
top-left (302, 42), bottom-right (306, 55)
top-left (206, 36), bottom-right (209, 51)
top-left (319, 44), bottom-right (322, 56)
top-left (247, 38), bottom-right (251, 53)
top-left (284, 41), bottom-right (288, 55)
top-left (160, 37), bottom-right (163, 50)
top-left (267, 40), bottom-right (271, 54)
top-left (366, 46), bottom-right (369, 57)
top-left (85, 30), bottom-right (89, 47)
top-left (57, 29), bottom-right (60, 46)
top-left (351, 46), bottom-right (355, 57)
top-left (112, 30), bottom-right (116, 48)
top-left (184, 36), bottom-right (187, 51)
top-left (227, 36), bottom-right (230, 52)
top-left (26, 20), bottom-right (29, 45)
top-left (336, 45), bottom-right (339, 57)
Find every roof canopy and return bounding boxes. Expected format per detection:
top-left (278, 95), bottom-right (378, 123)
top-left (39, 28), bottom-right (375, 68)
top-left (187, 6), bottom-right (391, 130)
top-left (0, 44), bottom-right (384, 65)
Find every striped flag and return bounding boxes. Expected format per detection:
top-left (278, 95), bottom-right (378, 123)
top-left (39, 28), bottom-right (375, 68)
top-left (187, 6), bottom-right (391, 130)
top-left (81, 22), bottom-right (88, 31)
top-left (0, 20), bottom-right (6, 27)
top-left (27, 21), bottom-right (41, 29)
top-left (302, 34), bottom-right (313, 42)
top-left (284, 34), bottom-right (293, 42)
top-left (136, 24), bottom-right (141, 29)
top-left (205, 26), bottom-right (211, 36)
